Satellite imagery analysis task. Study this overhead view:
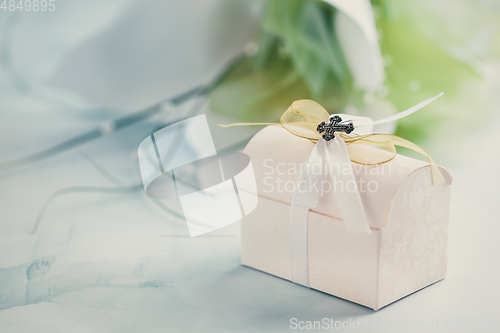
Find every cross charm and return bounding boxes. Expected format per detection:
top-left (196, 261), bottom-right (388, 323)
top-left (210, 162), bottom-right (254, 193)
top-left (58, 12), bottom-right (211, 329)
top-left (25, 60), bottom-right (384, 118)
top-left (316, 115), bottom-right (354, 141)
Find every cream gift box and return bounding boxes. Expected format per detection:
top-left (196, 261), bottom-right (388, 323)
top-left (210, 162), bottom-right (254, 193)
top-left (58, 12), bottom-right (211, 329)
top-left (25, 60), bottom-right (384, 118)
top-left (239, 125), bottom-right (452, 310)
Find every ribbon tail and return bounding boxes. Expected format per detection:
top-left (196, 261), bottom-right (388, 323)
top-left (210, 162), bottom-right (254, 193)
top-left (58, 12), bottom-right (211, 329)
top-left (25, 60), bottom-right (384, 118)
top-left (290, 141), bottom-right (324, 287)
top-left (289, 137), bottom-right (372, 288)
top-left (322, 137), bottom-right (372, 234)
top-left (389, 135), bottom-right (446, 185)
top-left (356, 92), bottom-right (444, 128)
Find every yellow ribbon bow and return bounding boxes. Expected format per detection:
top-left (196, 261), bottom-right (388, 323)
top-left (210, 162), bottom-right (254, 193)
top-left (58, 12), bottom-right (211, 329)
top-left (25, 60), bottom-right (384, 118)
top-left (219, 99), bottom-right (445, 185)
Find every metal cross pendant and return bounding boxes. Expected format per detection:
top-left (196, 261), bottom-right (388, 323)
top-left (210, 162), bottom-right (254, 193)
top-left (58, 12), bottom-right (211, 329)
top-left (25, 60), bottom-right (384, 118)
top-left (316, 115), bottom-right (354, 141)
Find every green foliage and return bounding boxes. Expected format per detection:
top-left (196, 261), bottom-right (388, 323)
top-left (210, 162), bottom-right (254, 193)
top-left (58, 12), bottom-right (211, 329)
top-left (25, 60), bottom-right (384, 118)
top-left (378, 16), bottom-right (480, 141)
top-left (210, 0), bottom-right (499, 143)
top-left (210, 0), bottom-right (352, 122)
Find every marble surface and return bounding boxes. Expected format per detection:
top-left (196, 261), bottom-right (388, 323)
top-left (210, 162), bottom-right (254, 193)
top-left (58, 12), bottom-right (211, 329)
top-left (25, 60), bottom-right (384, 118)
top-left (1, 93), bottom-right (499, 333)
top-left (1, 1), bottom-right (499, 332)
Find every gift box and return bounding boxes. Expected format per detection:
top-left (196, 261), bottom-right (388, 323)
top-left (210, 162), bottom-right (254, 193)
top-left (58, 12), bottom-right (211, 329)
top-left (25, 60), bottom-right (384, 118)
top-left (239, 124), bottom-right (452, 310)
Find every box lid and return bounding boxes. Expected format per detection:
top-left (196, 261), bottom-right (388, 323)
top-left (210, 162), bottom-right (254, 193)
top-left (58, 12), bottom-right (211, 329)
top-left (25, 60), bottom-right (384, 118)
top-left (242, 125), bottom-right (452, 229)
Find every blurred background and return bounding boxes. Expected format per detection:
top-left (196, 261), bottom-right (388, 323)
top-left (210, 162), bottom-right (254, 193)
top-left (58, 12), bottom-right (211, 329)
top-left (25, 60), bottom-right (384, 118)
top-left (0, 1), bottom-right (499, 332)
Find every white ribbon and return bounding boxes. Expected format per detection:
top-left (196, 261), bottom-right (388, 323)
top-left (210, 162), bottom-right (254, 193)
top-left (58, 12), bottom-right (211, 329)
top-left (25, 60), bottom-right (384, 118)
top-left (289, 92), bottom-right (444, 287)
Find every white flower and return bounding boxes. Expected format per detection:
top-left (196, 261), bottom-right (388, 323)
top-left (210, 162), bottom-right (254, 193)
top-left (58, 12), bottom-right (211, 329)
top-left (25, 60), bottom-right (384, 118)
top-left (323, 0), bottom-right (384, 90)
